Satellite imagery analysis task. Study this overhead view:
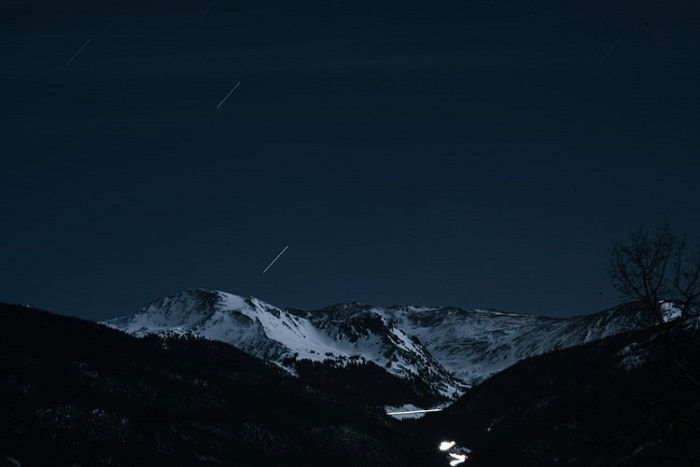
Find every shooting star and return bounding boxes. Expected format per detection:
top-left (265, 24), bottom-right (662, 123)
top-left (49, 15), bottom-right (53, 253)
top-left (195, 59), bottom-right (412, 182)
top-left (65, 39), bottom-right (91, 66)
top-left (216, 81), bottom-right (241, 109)
top-left (201, 0), bottom-right (216, 16)
top-left (262, 245), bottom-right (288, 274)
top-left (598, 36), bottom-right (622, 64)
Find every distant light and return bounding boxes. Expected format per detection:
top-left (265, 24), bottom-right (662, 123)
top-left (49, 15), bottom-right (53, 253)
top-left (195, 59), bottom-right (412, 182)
top-left (387, 408), bottom-right (443, 416)
top-left (439, 441), bottom-right (456, 451)
top-left (449, 453), bottom-right (468, 466)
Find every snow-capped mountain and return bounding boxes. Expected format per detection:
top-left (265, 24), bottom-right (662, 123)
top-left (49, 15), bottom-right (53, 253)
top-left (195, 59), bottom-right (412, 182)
top-left (103, 289), bottom-right (465, 398)
top-left (381, 302), bottom-right (652, 384)
top-left (103, 288), bottom-right (656, 398)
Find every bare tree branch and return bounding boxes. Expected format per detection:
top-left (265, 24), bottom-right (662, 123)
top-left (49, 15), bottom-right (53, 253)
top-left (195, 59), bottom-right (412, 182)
top-left (608, 224), bottom-right (700, 390)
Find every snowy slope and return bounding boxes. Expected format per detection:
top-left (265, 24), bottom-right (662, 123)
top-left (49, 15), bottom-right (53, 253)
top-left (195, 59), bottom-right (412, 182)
top-left (103, 289), bottom-right (465, 398)
top-left (103, 289), bottom-right (659, 397)
top-left (382, 302), bottom-right (652, 384)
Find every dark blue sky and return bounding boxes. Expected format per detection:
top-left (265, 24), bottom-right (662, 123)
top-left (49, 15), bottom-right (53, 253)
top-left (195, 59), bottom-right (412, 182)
top-left (2, 0), bottom-right (699, 321)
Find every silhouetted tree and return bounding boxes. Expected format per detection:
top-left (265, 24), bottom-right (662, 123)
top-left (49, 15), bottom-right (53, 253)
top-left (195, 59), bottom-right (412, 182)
top-left (608, 224), bottom-right (700, 325)
top-left (608, 224), bottom-right (700, 391)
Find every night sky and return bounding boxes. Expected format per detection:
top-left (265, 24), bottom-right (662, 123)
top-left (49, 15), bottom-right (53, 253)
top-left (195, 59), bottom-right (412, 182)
top-left (2, 0), bottom-right (699, 321)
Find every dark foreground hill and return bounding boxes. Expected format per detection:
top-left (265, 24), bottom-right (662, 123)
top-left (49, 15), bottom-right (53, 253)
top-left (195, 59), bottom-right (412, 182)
top-left (418, 319), bottom-right (700, 466)
top-left (4, 301), bottom-right (700, 467)
top-left (0, 303), bottom-right (440, 467)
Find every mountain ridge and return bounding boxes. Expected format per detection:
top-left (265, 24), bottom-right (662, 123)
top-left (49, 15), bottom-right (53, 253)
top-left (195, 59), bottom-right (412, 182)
top-left (102, 288), bottom-right (659, 399)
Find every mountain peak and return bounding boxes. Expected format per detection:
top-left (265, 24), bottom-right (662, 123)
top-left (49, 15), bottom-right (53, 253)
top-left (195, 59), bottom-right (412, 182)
top-left (103, 288), bottom-right (466, 398)
top-left (103, 289), bottom-right (659, 399)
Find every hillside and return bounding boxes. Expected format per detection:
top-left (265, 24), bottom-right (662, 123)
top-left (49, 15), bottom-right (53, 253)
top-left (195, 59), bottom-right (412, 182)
top-left (0, 303), bottom-right (441, 466)
top-left (3, 300), bottom-right (698, 466)
top-left (418, 319), bottom-right (700, 466)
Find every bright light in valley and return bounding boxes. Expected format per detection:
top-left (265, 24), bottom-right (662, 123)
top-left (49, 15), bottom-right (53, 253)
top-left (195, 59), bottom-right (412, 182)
top-left (438, 440), bottom-right (471, 465)
top-left (439, 441), bottom-right (456, 451)
top-left (386, 408), bottom-right (443, 416)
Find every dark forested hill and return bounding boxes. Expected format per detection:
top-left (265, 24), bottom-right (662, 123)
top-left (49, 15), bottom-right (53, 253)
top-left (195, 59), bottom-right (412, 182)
top-left (0, 303), bottom-right (441, 466)
top-left (4, 301), bottom-right (700, 467)
top-left (418, 320), bottom-right (700, 466)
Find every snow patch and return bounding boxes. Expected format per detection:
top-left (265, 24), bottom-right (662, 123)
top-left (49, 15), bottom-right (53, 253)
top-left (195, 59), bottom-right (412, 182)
top-left (617, 342), bottom-right (647, 371)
